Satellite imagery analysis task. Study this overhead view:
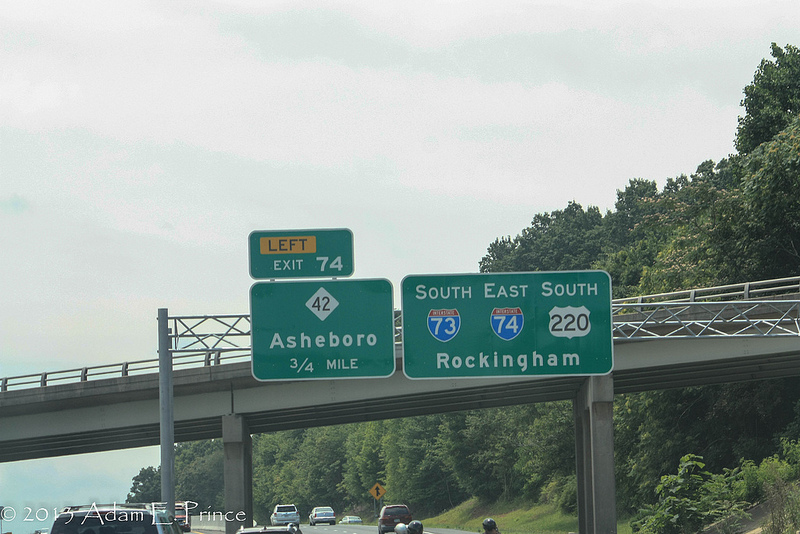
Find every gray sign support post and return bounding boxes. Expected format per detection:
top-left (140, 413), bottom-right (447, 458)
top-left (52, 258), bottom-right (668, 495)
top-left (158, 308), bottom-right (175, 517)
top-left (575, 375), bottom-right (616, 534)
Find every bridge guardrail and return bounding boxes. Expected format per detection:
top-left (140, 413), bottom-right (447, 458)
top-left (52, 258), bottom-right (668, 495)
top-left (613, 275), bottom-right (800, 304)
top-left (3, 278), bottom-right (800, 392)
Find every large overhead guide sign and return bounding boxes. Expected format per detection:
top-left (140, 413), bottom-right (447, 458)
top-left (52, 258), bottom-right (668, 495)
top-left (401, 271), bottom-right (613, 379)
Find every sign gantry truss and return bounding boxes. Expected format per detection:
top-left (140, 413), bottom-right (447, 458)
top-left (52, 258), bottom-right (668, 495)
top-left (169, 314), bottom-right (253, 356)
top-left (165, 300), bottom-right (800, 357)
top-left (613, 300), bottom-right (800, 340)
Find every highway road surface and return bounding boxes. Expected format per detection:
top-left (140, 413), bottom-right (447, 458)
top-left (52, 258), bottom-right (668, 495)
top-left (192, 524), bottom-right (476, 534)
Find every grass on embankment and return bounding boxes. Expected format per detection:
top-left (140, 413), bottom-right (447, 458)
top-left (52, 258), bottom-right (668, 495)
top-left (420, 497), bottom-right (633, 534)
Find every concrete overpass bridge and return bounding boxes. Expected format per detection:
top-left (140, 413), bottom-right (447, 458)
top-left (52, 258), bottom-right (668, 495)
top-left (2, 276), bottom-right (800, 534)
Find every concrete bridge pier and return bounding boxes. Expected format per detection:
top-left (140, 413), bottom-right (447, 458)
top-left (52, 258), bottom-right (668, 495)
top-left (223, 413), bottom-right (253, 534)
top-left (574, 375), bottom-right (616, 534)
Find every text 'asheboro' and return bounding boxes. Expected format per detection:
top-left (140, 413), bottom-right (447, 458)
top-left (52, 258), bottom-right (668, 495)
top-left (250, 279), bottom-right (395, 381)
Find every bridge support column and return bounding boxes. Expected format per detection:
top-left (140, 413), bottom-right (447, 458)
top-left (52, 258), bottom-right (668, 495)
top-left (574, 375), bottom-right (616, 534)
top-left (223, 414), bottom-right (253, 534)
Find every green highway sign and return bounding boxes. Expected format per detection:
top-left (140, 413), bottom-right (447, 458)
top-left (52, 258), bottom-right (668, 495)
top-left (249, 228), bottom-right (354, 279)
top-left (401, 271), bottom-right (613, 379)
top-left (250, 278), bottom-right (396, 381)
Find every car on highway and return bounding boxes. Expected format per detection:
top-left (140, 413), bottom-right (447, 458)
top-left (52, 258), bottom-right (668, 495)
top-left (271, 505), bottom-right (300, 526)
top-left (174, 501), bottom-right (192, 532)
top-left (338, 516), bottom-right (363, 525)
top-left (308, 507), bottom-right (335, 526)
top-left (377, 505), bottom-right (412, 534)
top-left (239, 525), bottom-right (302, 534)
top-left (51, 503), bottom-right (182, 534)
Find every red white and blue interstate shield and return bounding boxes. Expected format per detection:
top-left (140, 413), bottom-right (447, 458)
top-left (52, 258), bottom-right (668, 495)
top-left (427, 309), bottom-right (461, 342)
top-left (490, 307), bottom-right (524, 341)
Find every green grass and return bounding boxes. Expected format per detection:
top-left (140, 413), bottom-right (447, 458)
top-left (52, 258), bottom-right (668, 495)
top-left (421, 497), bottom-right (633, 534)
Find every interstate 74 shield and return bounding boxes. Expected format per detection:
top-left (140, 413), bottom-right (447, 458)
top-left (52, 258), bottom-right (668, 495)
top-left (490, 307), bottom-right (524, 341)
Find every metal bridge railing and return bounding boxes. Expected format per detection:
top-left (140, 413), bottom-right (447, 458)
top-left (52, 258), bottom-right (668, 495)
top-left (2, 278), bottom-right (800, 392)
top-left (613, 275), bottom-right (800, 305)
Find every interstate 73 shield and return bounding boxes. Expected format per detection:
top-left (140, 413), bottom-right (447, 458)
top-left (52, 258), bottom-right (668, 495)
top-left (427, 309), bottom-right (460, 342)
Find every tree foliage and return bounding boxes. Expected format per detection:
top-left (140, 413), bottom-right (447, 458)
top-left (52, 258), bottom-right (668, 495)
top-left (175, 440), bottom-right (225, 511)
top-left (480, 201), bottom-right (605, 274)
top-left (736, 43), bottom-right (800, 154)
top-left (127, 465), bottom-right (161, 504)
top-left (740, 115), bottom-right (800, 277)
top-left (631, 454), bottom-right (752, 534)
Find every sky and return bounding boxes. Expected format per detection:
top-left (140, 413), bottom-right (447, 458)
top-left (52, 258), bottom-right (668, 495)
top-left (1, 0), bottom-right (799, 529)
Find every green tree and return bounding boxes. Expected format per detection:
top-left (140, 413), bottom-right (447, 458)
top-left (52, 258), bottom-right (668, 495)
top-left (435, 409), bottom-right (525, 501)
top-left (634, 163), bottom-right (735, 292)
top-left (127, 465), bottom-right (161, 503)
top-left (604, 157), bottom-right (771, 293)
top-left (340, 420), bottom-right (387, 512)
top-left (252, 430), bottom-right (305, 524)
top-left (514, 402), bottom-right (575, 503)
top-left (736, 43), bottom-right (800, 154)
top-left (480, 201), bottom-right (606, 273)
top-left (632, 454), bottom-right (711, 534)
top-left (382, 415), bottom-right (465, 516)
top-left (604, 178), bottom-right (660, 249)
top-left (739, 114), bottom-right (800, 278)
top-left (175, 440), bottom-right (225, 512)
top-left (291, 425), bottom-right (349, 512)
top-left (596, 178), bottom-right (663, 297)
top-left (615, 379), bottom-right (800, 515)
top-left (633, 455), bottom-right (752, 534)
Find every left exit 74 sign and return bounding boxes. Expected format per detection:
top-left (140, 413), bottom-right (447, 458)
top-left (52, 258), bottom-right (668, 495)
top-left (249, 229), bottom-right (354, 279)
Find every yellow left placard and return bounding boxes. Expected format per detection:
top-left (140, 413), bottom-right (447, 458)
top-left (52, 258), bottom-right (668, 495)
top-left (260, 236), bottom-right (317, 254)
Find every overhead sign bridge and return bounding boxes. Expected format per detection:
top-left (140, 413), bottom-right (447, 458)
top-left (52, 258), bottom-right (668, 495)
top-left (3, 278), bottom-right (799, 448)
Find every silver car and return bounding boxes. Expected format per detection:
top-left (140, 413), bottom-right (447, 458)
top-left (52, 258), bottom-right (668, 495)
top-left (271, 504), bottom-right (300, 526)
top-left (309, 507), bottom-right (335, 526)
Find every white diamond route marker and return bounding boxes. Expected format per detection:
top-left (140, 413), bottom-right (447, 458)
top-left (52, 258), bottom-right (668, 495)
top-left (306, 287), bottom-right (339, 321)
